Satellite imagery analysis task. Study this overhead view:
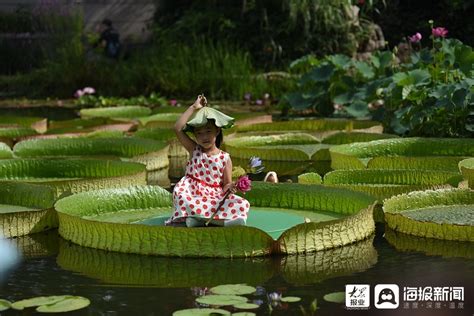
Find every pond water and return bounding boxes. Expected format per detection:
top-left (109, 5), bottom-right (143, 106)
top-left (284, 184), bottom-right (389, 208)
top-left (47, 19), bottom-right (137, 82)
top-left (2, 227), bottom-right (473, 315)
top-left (1, 111), bottom-right (473, 315)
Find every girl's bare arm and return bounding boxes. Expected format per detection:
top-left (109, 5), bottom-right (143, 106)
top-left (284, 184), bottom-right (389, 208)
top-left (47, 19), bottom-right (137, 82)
top-left (174, 95), bottom-right (206, 154)
top-left (222, 157), bottom-right (236, 193)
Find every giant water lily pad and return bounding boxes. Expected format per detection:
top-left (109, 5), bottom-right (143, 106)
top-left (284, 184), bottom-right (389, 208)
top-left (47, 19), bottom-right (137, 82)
top-left (323, 169), bottom-right (462, 201)
top-left (236, 119), bottom-right (381, 133)
top-left (196, 295), bottom-right (247, 306)
top-left (0, 142), bottom-right (12, 158)
top-left (0, 182), bottom-right (57, 238)
top-left (80, 106), bottom-right (151, 119)
top-left (210, 284), bottom-right (256, 295)
top-left (330, 138), bottom-right (474, 171)
top-left (0, 116), bottom-right (47, 133)
top-left (138, 113), bottom-right (181, 127)
top-left (13, 137), bottom-right (169, 171)
top-left (0, 126), bottom-right (37, 145)
top-left (383, 189), bottom-right (474, 241)
top-left (0, 158), bottom-right (146, 196)
top-left (55, 183), bottom-right (376, 257)
top-left (459, 158), bottom-right (474, 188)
top-left (47, 117), bottom-right (134, 134)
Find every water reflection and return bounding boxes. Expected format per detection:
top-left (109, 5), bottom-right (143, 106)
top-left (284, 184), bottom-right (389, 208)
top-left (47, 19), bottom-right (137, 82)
top-left (57, 236), bottom-right (377, 287)
top-left (384, 227), bottom-right (474, 259)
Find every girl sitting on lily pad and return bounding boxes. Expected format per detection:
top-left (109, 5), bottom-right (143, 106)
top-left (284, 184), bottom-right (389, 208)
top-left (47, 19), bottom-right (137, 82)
top-left (165, 95), bottom-right (250, 227)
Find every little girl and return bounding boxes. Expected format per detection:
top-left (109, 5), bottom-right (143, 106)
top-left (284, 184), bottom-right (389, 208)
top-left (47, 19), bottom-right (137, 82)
top-left (166, 95), bottom-right (250, 227)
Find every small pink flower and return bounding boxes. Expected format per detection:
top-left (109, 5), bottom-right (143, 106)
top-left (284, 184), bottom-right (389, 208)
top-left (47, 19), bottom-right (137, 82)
top-left (255, 99), bottom-right (263, 105)
top-left (169, 99), bottom-right (177, 106)
top-left (432, 27), bottom-right (448, 38)
top-left (74, 89), bottom-right (84, 98)
top-left (236, 175), bottom-right (251, 193)
top-left (82, 87), bottom-right (95, 94)
top-left (408, 32), bottom-right (422, 43)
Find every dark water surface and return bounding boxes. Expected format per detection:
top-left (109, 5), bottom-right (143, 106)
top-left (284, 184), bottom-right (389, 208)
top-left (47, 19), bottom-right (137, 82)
top-left (1, 224), bottom-right (473, 316)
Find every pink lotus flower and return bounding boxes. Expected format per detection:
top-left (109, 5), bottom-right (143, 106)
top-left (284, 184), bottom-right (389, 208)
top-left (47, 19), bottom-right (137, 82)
top-left (82, 87), bottom-right (95, 94)
top-left (255, 99), bottom-right (263, 105)
top-left (432, 27), bottom-right (448, 38)
top-left (408, 32), bottom-right (422, 43)
top-left (74, 89), bottom-right (84, 98)
top-left (169, 99), bottom-right (177, 106)
top-left (235, 175), bottom-right (251, 193)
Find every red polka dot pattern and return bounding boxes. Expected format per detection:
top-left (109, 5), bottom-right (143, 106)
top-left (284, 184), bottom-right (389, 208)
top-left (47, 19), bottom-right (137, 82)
top-left (169, 146), bottom-right (250, 223)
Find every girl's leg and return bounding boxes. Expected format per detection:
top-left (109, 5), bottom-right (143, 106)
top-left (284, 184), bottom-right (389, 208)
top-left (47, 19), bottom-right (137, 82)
top-left (223, 217), bottom-right (246, 227)
top-left (186, 217), bottom-right (205, 227)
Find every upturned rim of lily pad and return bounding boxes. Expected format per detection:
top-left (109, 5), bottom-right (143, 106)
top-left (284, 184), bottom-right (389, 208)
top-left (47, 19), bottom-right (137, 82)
top-left (184, 107), bottom-right (235, 132)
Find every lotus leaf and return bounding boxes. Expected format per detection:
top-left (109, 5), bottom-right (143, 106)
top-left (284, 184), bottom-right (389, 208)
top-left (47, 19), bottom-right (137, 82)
top-left (184, 107), bottom-right (234, 131)
top-left (210, 284), bottom-right (256, 295)
top-left (0, 299), bottom-right (11, 311)
top-left (383, 189), bottom-right (474, 241)
top-left (232, 303), bottom-right (259, 309)
top-left (80, 106), bottom-right (151, 119)
top-left (35, 296), bottom-right (90, 313)
top-left (280, 296), bottom-right (301, 302)
top-left (323, 292), bottom-right (345, 303)
top-left (173, 308), bottom-right (230, 316)
top-left (195, 295), bottom-right (247, 306)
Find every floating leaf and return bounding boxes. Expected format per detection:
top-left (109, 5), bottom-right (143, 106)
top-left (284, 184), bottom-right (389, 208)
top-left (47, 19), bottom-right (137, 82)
top-left (232, 303), bottom-right (259, 310)
top-left (210, 284), bottom-right (256, 296)
top-left (323, 292), bottom-right (345, 303)
top-left (173, 308), bottom-right (231, 316)
top-left (11, 296), bottom-right (68, 310)
top-left (280, 296), bottom-right (301, 303)
top-left (36, 296), bottom-right (90, 313)
top-left (232, 312), bottom-right (256, 316)
top-left (0, 299), bottom-right (11, 311)
top-left (196, 295), bottom-right (247, 306)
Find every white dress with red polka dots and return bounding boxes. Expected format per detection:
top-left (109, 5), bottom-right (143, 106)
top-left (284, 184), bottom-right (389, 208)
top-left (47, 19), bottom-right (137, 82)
top-left (170, 146), bottom-right (250, 223)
